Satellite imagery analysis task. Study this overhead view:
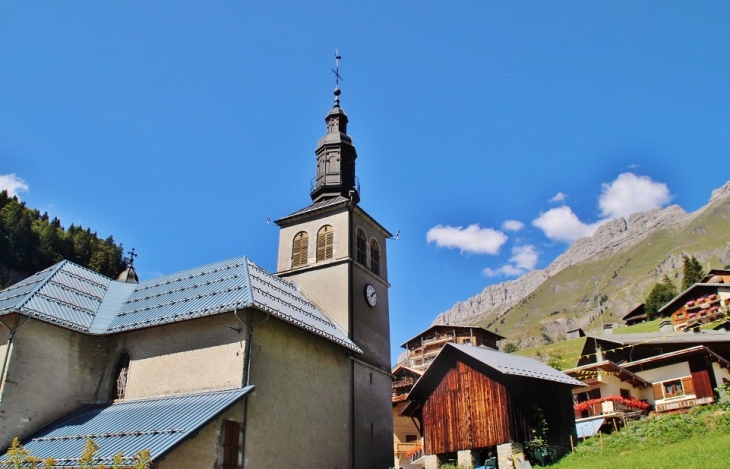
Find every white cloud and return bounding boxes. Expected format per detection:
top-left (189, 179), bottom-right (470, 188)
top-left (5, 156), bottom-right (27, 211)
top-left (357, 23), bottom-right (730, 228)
top-left (533, 173), bottom-right (671, 243)
top-left (532, 206), bottom-right (600, 243)
top-left (502, 220), bottom-right (524, 232)
top-left (510, 245), bottom-right (539, 270)
top-left (549, 192), bottom-right (567, 203)
top-left (483, 244), bottom-right (539, 277)
top-left (0, 174), bottom-right (29, 198)
top-left (426, 224), bottom-right (508, 255)
top-left (599, 172), bottom-right (671, 219)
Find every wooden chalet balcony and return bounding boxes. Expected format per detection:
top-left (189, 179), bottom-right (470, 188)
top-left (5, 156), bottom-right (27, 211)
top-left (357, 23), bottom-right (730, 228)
top-left (393, 377), bottom-right (414, 388)
top-left (394, 442), bottom-right (418, 456)
top-left (421, 333), bottom-right (455, 347)
top-left (576, 400), bottom-right (647, 419)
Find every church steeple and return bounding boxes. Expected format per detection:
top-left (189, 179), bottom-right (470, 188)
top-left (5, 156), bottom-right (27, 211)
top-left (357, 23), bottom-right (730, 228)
top-left (310, 52), bottom-right (359, 204)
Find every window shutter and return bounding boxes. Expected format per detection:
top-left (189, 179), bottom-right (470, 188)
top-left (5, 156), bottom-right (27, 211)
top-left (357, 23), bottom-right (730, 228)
top-left (316, 226), bottom-right (334, 261)
top-left (292, 232), bottom-right (308, 268)
top-left (682, 376), bottom-right (695, 395)
top-left (370, 240), bottom-right (380, 276)
top-left (652, 383), bottom-right (663, 400)
top-left (356, 230), bottom-right (367, 264)
top-left (222, 420), bottom-right (241, 469)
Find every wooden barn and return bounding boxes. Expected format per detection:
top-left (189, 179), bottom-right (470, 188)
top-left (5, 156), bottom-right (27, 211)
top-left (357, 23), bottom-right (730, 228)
top-left (401, 343), bottom-right (584, 468)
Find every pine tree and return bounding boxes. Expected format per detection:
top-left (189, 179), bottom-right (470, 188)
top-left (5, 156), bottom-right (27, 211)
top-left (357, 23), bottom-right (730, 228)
top-left (645, 274), bottom-right (678, 319)
top-left (681, 254), bottom-right (705, 290)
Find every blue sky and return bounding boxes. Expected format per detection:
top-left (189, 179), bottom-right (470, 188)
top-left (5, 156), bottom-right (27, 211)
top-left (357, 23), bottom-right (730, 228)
top-left (2, 2), bottom-right (729, 364)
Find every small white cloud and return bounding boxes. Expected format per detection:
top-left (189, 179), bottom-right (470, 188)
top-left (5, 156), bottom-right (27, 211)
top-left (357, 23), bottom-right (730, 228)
top-left (549, 192), bottom-right (567, 203)
top-left (532, 206), bottom-right (600, 243)
top-left (599, 172), bottom-right (671, 219)
top-left (0, 174), bottom-right (29, 198)
top-left (510, 245), bottom-right (539, 270)
top-left (483, 245), bottom-right (539, 277)
top-left (426, 224), bottom-right (508, 255)
top-left (502, 220), bottom-right (525, 232)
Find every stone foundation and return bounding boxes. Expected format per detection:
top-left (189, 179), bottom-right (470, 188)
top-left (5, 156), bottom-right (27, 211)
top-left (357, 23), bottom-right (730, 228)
top-left (423, 454), bottom-right (439, 469)
top-left (457, 449), bottom-right (477, 468)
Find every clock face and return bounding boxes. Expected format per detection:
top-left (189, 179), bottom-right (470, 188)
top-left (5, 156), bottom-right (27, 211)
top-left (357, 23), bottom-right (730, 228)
top-left (365, 284), bottom-right (377, 307)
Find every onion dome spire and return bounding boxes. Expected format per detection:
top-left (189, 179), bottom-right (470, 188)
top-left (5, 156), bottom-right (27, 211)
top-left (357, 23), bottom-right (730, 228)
top-left (310, 50), bottom-right (359, 204)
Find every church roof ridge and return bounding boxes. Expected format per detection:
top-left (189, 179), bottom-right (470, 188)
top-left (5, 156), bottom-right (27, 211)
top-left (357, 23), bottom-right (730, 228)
top-left (0, 256), bottom-right (360, 352)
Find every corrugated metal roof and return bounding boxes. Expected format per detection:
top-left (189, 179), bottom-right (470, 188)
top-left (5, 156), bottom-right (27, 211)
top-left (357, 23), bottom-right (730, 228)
top-left (0, 256), bottom-right (360, 352)
top-left (3, 387), bottom-right (253, 466)
top-left (448, 344), bottom-right (585, 386)
top-left (587, 331), bottom-right (730, 345)
top-left (576, 418), bottom-right (605, 438)
top-left (0, 261), bottom-right (111, 332)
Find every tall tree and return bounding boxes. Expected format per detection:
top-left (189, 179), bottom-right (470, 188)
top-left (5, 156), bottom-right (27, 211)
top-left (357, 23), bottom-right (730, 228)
top-left (0, 190), bottom-right (126, 287)
top-left (681, 254), bottom-right (705, 290)
top-left (645, 274), bottom-right (678, 319)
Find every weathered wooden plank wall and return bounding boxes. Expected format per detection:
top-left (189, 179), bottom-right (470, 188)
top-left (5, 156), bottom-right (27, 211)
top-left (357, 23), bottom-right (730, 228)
top-left (422, 362), bottom-right (509, 454)
top-left (421, 360), bottom-right (577, 455)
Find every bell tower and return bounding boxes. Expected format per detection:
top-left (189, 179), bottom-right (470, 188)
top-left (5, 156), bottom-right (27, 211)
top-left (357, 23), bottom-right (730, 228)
top-left (273, 52), bottom-right (393, 469)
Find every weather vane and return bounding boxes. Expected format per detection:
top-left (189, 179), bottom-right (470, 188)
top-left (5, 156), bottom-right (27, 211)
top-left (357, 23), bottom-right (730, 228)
top-left (332, 49), bottom-right (343, 87)
top-left (126, 247), bottom-right (138, 267)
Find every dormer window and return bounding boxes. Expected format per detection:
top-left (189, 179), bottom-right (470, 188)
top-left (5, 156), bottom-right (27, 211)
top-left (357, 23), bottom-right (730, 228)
top-left (292, 231), bottom-right (309, 268)
top-left (316, 225), bottom-right (334, 262)
top-left (370, 239), bottom-right (380, 276)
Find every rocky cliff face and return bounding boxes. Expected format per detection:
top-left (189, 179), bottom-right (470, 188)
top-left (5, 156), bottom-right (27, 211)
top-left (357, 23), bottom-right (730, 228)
top-left (433, 181), bottom-right (730, 331)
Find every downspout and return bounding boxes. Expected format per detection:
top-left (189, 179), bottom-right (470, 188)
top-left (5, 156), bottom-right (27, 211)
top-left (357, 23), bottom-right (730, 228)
top-left (0, 315), bottom-right (31, 394)
top-left (347, 198), bottom-right (356, 469)
top-left (234, 308), bottom-right (269, 469)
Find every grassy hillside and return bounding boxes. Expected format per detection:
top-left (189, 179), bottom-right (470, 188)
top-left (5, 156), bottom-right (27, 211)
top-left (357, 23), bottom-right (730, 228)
top-left (542, 402), bottom-right (730, 468)
top-left (476, 195), bottom-right (730, 347)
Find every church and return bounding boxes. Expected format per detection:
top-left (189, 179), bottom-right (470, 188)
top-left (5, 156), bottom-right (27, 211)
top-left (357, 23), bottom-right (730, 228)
top-left (0, 84), bottom-right (393, 468)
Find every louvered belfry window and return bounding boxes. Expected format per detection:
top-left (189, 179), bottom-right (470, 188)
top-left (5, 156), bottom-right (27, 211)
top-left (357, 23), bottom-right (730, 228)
top-left (370, 239), bottom-right (380, 276)
top-left (292, 231), bottom-right (309, 268)
top-left (356, 229), bottom-right (367, 265)
top-left (317, 225), bottom-right (334, 262)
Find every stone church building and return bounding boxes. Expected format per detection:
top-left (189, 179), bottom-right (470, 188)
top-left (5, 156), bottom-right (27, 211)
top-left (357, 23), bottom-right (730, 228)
top-left (0, 86), bottom-right (393, 468)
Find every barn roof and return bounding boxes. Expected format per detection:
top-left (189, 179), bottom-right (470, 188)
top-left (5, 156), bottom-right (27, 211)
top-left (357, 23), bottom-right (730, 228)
top-left (0, 257), bottom-right (360, 353)
top-left (407, 343), bottom-right (584, 401)
top-left (2, 387), bottom-right (253, 466)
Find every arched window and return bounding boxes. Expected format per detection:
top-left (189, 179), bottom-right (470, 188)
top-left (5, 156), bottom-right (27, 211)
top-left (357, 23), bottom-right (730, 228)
top-left (292, 231), bottom-right (309, 268)
top-left (112, 353), bottom-right (130, 400)
top-left (370, 239), bottom-right (380, 276)
top-left (316, 225), bottom-right (334, 262)
top-left (356, 229), bottom-right (367, 265)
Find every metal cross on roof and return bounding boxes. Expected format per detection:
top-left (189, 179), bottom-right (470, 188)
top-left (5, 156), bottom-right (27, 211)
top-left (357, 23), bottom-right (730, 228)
top-left (332, 49), bottom-right (343, 86)
top-left (126, 247), bottom-right (138, 267)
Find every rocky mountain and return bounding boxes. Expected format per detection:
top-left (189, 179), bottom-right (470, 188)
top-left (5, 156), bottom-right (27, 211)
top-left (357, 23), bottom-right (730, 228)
top-left (433, 181), bottom-right (730, 347)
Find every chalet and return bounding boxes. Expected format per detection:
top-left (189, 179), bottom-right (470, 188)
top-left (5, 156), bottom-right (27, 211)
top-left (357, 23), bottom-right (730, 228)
top-left (664, 283), bottom-right (730, 331)
top-left (621, 304), bottom-right (647, 326)
top-left (392, 365), bottom-right (425, 469)
top-left (0, 86), bottom-right (394, 468)
top-left (398, 325), bottom-right (503, 371)
top-left (401, 344), bottom-right (583, 469)
top-left (566, 332), bottom-right (730, 433)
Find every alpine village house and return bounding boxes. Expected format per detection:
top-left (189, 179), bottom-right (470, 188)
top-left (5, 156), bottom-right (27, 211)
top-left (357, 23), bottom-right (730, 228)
top-left (0, 85), bottom-right (394, 468)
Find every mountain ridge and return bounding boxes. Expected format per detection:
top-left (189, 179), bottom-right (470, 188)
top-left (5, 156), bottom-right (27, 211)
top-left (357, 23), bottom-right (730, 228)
top-left (433, 180), bottom-right (730, 346)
